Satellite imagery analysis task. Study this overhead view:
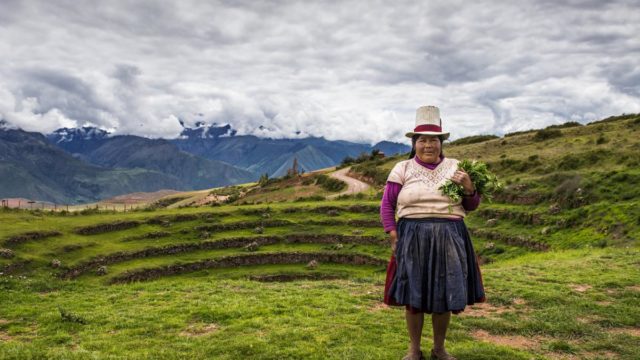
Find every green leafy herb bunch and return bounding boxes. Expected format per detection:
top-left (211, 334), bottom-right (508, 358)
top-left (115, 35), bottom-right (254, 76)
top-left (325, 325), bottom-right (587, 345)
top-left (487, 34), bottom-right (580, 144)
top-left (439, 159), bottom-right (503, 203)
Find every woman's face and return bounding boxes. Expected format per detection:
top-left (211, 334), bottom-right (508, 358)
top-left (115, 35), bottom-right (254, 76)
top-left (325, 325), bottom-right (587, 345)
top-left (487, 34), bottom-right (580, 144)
top-left (414, 135), bottom-right (441, 164)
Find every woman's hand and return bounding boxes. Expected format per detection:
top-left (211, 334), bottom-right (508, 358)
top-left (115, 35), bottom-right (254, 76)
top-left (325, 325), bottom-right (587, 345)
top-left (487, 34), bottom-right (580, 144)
top-left (389, 230), bottom-right (398, 252)
top-left (451, 170), bottom-right (475, 195)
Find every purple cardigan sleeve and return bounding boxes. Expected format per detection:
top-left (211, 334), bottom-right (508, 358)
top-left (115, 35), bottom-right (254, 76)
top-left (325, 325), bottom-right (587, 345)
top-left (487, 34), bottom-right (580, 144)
top-left (462, 191), bottom-right (481, 211)
top-left (380, 181), bottom-right (402, 233)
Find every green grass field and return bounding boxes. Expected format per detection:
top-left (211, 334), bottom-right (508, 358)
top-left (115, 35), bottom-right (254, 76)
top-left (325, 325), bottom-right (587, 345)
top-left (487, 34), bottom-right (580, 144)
top-left (1, 115), bottom-right (639, 359)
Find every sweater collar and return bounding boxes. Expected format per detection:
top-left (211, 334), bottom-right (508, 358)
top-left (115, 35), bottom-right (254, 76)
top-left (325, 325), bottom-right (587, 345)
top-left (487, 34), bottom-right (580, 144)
top-left (414, 154), bottom-right (445, 170)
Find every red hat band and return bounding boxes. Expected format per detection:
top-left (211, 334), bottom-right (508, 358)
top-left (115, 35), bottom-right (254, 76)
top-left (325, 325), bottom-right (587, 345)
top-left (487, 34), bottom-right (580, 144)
top-left (413, 124), bottom-right (442, 133)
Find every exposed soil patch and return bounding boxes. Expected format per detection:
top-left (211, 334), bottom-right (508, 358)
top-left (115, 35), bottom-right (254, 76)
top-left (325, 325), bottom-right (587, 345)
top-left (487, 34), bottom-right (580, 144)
top-left (367, 302), bottom-right (391, 312)
top-left (100, 190), bottom-right (180, 205)
top-left (464, 302), bottom-right (512, 317)
top-left (576, 315), bottom-right (602, 324)
top-left (180, 323), bottom-right (219, 337)
top-left (546, 351), bottom-right (617, 360)
top-left (4, 231), bottom-right (62, 246)
top-left (625, 285), bottom-right (640, 292)
top-left (248, 273), bottom-right (343, 282)
top-left (569, 284), bottom-right (592, 293)
top-left (607, 327), bottom-right (640, 337)
top-left (327, 167), bottom-right (370, 198)
top-left (74, 221), bottom-right (141, 235)
top-left (109, 252), bottom-right (386, 284)
top-left (513, 298), bottom-right (527, 305)
top-left (0, 330), bottom-right (13, 341)
top-left (471, 329), bottom-right (541, 349)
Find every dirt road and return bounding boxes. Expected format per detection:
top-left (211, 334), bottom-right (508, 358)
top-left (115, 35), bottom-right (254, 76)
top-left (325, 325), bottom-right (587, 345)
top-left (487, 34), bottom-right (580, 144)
top-left (327, 167), bottom-right (370, 198)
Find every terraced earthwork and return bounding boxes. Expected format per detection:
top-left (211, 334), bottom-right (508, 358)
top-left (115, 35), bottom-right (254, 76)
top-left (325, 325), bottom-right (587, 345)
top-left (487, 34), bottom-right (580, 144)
top-left (1, 115), bottom-right (639, 359)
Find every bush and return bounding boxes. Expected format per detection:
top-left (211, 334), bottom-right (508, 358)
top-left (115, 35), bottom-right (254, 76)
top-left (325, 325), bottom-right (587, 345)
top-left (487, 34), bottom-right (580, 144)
top-left (545, 121), bottom-right (582, 130)
top-left (340, 149), bottom-right (384, 167)
top-left (504, 129), bottom-right (537, 137)
top-left (315, 175), bottom-right (346, 192)
top-left (596, 135), bottom-right (607, 144)
top-left (351, 163), bottom-right (388, 186)
top-left (587, 113), bottom-right (639, 125)
top-left (58, 306), bottom-right (87, 324)
top-left (533, 128), bottom-right (562, 141)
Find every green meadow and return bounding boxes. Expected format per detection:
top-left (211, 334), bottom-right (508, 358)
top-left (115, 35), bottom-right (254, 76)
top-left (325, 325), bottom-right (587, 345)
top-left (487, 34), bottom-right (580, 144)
top-left (1, 115), bottom-right (639, 359)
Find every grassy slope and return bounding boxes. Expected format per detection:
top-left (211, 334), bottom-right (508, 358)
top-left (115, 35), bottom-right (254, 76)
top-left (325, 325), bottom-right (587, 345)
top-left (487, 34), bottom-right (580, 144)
top-left (1, 116), bottom-right (639, 359)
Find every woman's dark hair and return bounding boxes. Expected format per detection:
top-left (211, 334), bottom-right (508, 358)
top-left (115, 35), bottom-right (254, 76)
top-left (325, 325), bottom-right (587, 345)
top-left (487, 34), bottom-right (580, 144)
top-left (408, 134), bottom-right (445, 159)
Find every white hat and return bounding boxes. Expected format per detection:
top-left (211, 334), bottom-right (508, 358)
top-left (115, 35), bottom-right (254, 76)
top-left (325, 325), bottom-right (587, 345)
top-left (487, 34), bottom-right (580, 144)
top-left (405, 105), bottom-right (450, 140)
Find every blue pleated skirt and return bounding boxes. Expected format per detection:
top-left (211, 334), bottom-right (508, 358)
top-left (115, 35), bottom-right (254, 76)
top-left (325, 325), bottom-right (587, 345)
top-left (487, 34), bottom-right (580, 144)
top-left (384, 217), bottom-right (486, 314)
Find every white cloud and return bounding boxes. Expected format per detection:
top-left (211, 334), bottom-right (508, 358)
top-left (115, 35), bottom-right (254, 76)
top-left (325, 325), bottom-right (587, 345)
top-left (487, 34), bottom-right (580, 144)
top-left (0, 0), bottom-right (638, 144)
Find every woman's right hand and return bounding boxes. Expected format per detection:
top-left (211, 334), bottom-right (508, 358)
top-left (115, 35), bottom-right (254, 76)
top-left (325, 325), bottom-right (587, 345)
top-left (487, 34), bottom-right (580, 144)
top-left (389, 230), bottom-right (398, 253)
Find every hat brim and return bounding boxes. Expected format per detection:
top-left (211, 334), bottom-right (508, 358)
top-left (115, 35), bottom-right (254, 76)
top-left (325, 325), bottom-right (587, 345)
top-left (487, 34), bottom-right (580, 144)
top-left (405, 131), bottom-right (450, 140)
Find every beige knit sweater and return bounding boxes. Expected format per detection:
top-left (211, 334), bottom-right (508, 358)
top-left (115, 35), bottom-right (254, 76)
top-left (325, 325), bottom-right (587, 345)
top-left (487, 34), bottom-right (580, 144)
top-left (387, 158), bottom-right (466, 219)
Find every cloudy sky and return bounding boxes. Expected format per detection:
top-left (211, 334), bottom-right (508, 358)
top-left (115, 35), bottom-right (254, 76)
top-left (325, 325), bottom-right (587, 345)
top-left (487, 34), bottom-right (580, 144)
top-left (1, 0), bottom-right (639, 144)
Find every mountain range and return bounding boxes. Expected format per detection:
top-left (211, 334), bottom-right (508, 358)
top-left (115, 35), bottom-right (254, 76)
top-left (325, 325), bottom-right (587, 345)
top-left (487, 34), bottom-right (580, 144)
top-left (1, 121), bottom-right (409, 203)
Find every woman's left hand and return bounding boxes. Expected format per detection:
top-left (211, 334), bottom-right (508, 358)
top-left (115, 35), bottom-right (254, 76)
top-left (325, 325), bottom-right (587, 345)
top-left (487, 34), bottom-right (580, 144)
top-left (451, 170), bottom-right (475, 195)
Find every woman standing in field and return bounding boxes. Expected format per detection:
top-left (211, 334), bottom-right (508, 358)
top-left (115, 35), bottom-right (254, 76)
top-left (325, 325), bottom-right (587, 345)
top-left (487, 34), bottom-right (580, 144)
top-left (380, 106), bottom-right (486, 360)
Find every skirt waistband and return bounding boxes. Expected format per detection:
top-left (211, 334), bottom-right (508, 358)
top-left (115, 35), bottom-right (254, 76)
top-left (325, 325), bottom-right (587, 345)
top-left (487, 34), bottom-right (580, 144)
top-left (398, 217), bottom-right (463, 224)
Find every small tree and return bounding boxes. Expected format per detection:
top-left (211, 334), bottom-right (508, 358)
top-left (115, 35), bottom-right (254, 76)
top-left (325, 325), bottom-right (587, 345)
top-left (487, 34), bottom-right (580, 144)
top-left (259, 173), bottom-right (270, 186)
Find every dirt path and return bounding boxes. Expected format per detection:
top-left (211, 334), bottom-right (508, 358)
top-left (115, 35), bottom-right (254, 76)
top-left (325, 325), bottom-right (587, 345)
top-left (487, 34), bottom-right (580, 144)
top-left (327, 167), bottom-right (371, 198)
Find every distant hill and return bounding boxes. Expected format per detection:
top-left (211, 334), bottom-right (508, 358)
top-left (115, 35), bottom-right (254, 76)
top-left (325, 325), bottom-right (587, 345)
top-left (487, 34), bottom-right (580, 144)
top-left (0, 128), bottom-right (182, 204)
top-left (53, 135), bottom-right (256, 189)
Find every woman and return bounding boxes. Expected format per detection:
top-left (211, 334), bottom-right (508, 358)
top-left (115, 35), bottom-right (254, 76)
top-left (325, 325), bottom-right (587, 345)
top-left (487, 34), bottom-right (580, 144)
top-left (380, 106), bottom-right (486, 360)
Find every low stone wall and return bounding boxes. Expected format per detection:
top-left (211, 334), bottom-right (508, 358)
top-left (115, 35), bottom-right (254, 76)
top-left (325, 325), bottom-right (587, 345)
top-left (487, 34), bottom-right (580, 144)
top-left (195, 219), bottom-right (292, 232)
top-left (109, 252), bottom-right (386, 284)
top-left (74, 221), bottom-right (141, 235)
top-left (1, 259), bottom-right (32, 274)
top-left (59, 234), bottom-right (387, 279)
top-left (305, 219), bottom-right (380, 227)
top-left (280, 204), bottom-right (379, 214)
top-left (145, 212), bottom-right (230, 225)
top-left (4, 231), bottom-right (62, 246)
top-left (121, 231), bottom-right (171, 242)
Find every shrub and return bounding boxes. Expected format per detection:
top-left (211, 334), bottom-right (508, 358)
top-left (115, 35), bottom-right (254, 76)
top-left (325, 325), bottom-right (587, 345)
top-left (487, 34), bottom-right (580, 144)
top-left (545, 121), bottom-right (582, 130)
top-left (504, 129), bottom-right (536, 137)
top-left (58, 306), bottom-right (87, 324)
top-left (587, 113), bottom-right (639, 125)
top-left (596, 135), bottom-right (607, 144)
top-left (351, 163), bottom-right (388, 186)
top-left (315, 175), bottom-right (346, 192)
top-left (533, 128), bottom-right (562, 141)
